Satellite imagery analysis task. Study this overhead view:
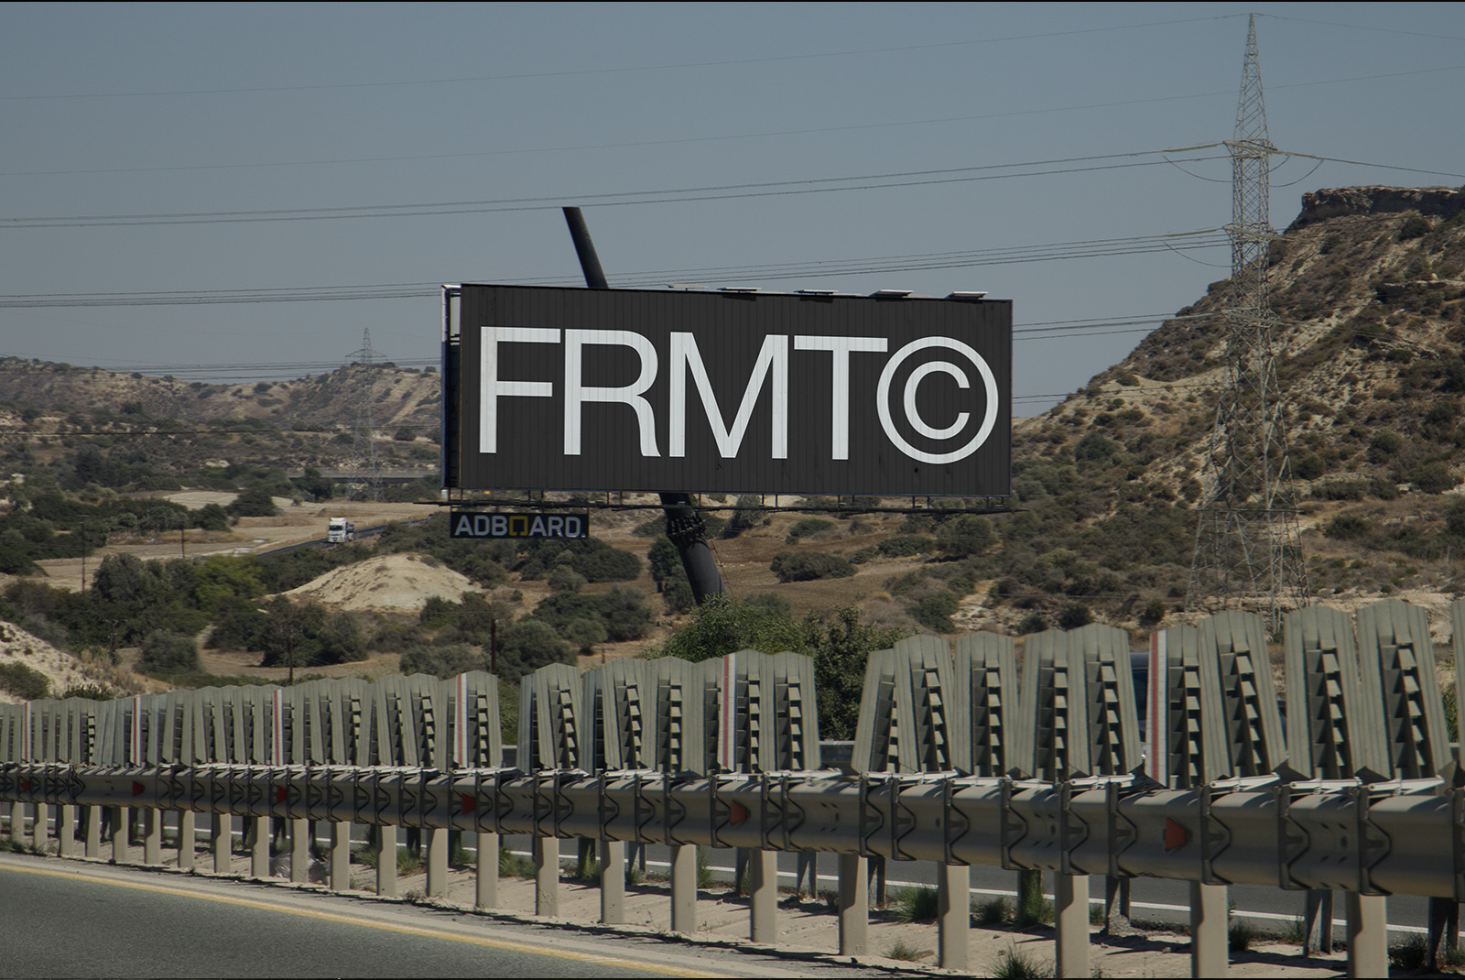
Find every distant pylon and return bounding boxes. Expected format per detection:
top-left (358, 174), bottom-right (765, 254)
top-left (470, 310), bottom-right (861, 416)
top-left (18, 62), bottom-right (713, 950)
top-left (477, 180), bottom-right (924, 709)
top-left (345, 328), bottom-right (384, 502)
top-left (1186, 15), bottom-right (1310, 632)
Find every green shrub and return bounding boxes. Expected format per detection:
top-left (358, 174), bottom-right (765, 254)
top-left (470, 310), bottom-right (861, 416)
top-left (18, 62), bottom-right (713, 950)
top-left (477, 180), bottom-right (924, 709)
top-left (877, 534), bottom-right (932, 557)
top-left (399, 643), bottom-right (487, 678)
top-left (138, 630), bottom-right (200, 673)
top-left (936, 515), bottom-right (994, 557)
top-left (785, 518), bottom-right (834, 543)
top-left (912, 592), bottom-right (959, 633)
top-left (770, 551), bottom-right (855, 582)
top-left (991, 945), bottom-right (1053, 978)
top-left (1323, 514), bottom-right (1370, 540)
top-left (0, 662), bottom-right (49, 700)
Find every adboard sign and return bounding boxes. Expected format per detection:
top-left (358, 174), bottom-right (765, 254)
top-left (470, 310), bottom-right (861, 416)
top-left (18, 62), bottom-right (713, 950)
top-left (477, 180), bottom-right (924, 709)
top-left (450, 510), bottom-right (589, 540)
top-left (448, 284), bottom-right (1010, 497)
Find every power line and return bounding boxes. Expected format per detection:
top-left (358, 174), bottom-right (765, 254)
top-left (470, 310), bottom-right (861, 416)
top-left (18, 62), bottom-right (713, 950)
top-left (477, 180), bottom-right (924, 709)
top-left (0, 150), bottom-right (1226, 229)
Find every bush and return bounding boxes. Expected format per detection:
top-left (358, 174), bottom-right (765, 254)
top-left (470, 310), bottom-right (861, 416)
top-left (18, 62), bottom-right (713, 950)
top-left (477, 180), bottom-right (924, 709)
top-left (1056, 604), bottom-right (1093, 630)
top-left (1398, 215), bottom-right (1431, 241)
top-left (785, 518), bottom-right (834, 543)
top-left (935, 515), bottom-right (994, 557)
top-left (0, 662), bottom-right (49, 700)
top-left (721, 495), bottom-right (769, 538)
top-left (138, 630), bottom-right (201, 673)
top-left (891, 886), bottom-right (940, 923)
top-left (226, 486), bottom-right (278, 517)
top-left (770, 551), bottom-right (855, 582)
top-left (877, 535), bottom-right (932, 557)
top-left (1323, 514), bottom-right (1370, 540)
top-left (912, 592), bottom-right (959, 633)
top-left (400, 643), bottom-right (487, 678)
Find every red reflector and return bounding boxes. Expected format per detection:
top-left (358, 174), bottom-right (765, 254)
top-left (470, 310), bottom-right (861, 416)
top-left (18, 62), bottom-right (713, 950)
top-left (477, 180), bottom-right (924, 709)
top-left (19, 779), bottom-right (31, 793)
top-left (132, 781), bottom-right (146, 797)
top-left (1164, 817), bottom-right (1189, 852)
top-left (276, 787), bottom-right (287, 804)
top-left (461, 794), bottom-right (475, 814)
top-left (729, 802), bottom-right (748, 825)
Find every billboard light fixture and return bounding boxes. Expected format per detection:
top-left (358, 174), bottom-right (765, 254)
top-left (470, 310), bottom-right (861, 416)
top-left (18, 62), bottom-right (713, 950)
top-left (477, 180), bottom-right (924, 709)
top-left (796, 288), bottom-right (837, 296)
top-left (871, 289), bottom-right (913, 298)
top-left (719, 286), bottom-right (759, 294)
top-left (665, 283), bottom-right (706, 291)
top-left (947, 291), bottom-right (989, 300)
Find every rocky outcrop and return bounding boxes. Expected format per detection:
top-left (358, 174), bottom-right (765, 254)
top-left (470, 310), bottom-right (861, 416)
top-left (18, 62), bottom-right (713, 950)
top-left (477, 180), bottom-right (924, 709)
top-left (1290, 185), bottom-right (1463, 230)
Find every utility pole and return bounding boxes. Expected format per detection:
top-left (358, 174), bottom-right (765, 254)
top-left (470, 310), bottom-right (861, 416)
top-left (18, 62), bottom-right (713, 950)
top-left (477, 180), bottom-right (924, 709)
top-left (1187, 15), bottom-right (1310, 633)
top-left (561, 208), bottom-right (726, 604)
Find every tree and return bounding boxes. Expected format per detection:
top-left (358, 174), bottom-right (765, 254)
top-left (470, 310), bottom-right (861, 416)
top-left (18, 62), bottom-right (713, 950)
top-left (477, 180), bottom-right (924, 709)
top-left (801, 608), bottom-right (904, 740)
top-left (661, 594), bottom-right (803, 663)
top-left (227, 486), bottom-right (278, 517)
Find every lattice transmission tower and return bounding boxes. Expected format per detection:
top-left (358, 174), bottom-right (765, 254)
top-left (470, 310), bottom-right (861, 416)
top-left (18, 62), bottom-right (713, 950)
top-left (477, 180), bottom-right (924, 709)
top-left (1186, 15), bottom-right (1310, 632)
top-left (345, 328), bottom-right (384, 502)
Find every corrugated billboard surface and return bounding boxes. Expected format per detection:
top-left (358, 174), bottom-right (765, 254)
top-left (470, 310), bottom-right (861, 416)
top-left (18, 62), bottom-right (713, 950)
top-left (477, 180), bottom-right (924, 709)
top-left (449, 284), bottom-right (1010, 497)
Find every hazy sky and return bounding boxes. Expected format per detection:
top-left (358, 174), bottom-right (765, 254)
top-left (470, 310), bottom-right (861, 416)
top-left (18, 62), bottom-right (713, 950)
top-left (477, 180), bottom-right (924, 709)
top-left (3, 2), bottom-right (1461, 414)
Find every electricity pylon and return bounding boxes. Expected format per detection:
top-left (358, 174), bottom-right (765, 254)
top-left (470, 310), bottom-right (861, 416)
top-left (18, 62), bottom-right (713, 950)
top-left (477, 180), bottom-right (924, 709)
top-left (1186, 15), bottom-right (1310, 632)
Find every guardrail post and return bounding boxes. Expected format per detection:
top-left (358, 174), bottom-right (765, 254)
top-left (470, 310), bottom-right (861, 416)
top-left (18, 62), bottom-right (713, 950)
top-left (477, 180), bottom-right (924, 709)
top-left (34, 802), bottom-right (49, 851)
top-left (750, 848), bottom-right (777, 943)
top-left (331, 821), bottom-right (351, 892)
top-left (144, 807), bottom-right (163, 865)
top-left (599, 840), bottom-right (623, 923)
top-left (534, 836), bottom-right (560, 916)
top-left (178, 811), bottom-right (195, 870)
top-left (378, 825), bottom-right (398, 898)
top-left (290, 818), bottom-right (309, 883)
top-left (838, 853), bottom-right (868, 955)
top-left (427, 827), bottom-right (448, 897)
top-left (58, 805), bottom-right (76, 858)
top-left (1304, 889), bottom-right (1334, 954)
top-left (1189, 882), bottom-right (1227, 978)
top-left (85, 805), bottom-right (101, 858)
top-left (670, 843), bottom-right (696, 934)
top-left (938, 864), bottom-right (969, 971)
top-left (212, 814), bottom-right (229, 872)
top-left (477, 831), bottom-right (498, 909)
top-left (11, 802), bottom-right (25, 844)
top-left (1055, 873), bottom-right (1088, 977)
top-left (1346, 893), bottom-right (1387, 979)
top-left (250, 815), bottom-right (269, 877)
top-left (111, 806), bottom-right (128, 862)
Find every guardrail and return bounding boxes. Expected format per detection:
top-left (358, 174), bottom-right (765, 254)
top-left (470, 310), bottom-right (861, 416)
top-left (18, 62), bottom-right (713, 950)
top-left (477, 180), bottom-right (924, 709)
top-left (6, 597), bottom-right (1465, 977)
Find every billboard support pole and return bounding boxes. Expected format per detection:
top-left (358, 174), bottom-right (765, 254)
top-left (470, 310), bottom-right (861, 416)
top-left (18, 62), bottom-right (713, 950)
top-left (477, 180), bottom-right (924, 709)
top-left (561, 207), bottom-right (726, 604)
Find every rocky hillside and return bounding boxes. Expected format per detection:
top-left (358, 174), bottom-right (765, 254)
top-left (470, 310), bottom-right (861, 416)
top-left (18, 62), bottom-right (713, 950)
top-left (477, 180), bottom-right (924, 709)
top-left (0, 360), bottom-right (441, 430)
top-left (994, 185), bottom-right (1465, 621)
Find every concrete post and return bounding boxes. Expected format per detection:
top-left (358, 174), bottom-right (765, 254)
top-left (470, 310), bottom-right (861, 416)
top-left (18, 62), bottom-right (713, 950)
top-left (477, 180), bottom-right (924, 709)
top-left (750, 848), bottom-right (778, 943)
top-left (427, 827), bottom-right (449, 897)
top-left (144, 808), bottom-right (163, 865)
top-left (11, 802), bottom-right (25, 844)
top-left (599, 839), bottom-right (623, 924)
top-left (938, 863), bottom-right (970, 971)
top-left (58, 806), bottom-right (76, 858)
top-left (838, 853), bottom-right (869, 956)
top-left (1055, 873), bottom-right (1089, 978)
top-left (534, 836), bottom-right (560, 917)
top-left (291, 818), bottom-right (310, 883)
top-left (670, 844), bottom-right (697, 935)
top-left (378, 825), bottom-right (398, 898)
top-left (178, 811), bottom-right (195, 871)
top-left (1346, 893), bottom-right (1388, 979)
top-left (111, 807), bottom-right (128, 863)
top-left (330, 821), bottom-right (351, 892)
top-left (1305, 889), bottom-right (1335, 955)
top-left (212, 814), bottom-right (230, 872)
top-left (251, 815), bottom-right (269, 878)
top-left (1190, 882), bottom-right (1228, 979)
top-left (85, 805), bottom-right (101, 858)
top-left (476, 831), bottom-right (498, 909)
top-left (34, 802), bottom-right (49, 850)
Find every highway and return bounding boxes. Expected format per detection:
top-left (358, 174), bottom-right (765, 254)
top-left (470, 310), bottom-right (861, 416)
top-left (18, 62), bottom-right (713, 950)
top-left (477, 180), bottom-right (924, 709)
top-left (0, 852), bottom-right (873, 979)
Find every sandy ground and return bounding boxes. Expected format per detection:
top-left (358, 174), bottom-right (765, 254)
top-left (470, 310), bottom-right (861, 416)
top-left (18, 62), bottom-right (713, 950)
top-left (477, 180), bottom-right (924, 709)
top-left (0, 622), bottom-right (157, 704)
top-left (53, 829), bottom-right (1351, 979)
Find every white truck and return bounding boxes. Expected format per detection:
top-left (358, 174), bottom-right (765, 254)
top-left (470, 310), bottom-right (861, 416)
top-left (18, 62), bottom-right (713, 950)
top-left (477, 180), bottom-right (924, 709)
top-left (326, 517), bottom-right (356, 543)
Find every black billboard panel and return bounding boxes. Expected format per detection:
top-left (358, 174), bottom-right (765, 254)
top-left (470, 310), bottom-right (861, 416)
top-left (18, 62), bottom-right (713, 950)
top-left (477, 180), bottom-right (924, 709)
top-left (446, 284), bottom-right (1010, 497)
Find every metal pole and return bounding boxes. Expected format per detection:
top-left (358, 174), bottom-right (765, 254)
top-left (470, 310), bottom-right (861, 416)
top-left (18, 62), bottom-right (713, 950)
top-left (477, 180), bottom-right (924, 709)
top-left (560, 207), bottom-right (725, 603)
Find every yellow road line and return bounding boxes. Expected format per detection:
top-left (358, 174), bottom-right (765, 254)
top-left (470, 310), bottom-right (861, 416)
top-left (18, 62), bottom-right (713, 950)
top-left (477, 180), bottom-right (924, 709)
top-left (0, 860), bottom-right (723, 978)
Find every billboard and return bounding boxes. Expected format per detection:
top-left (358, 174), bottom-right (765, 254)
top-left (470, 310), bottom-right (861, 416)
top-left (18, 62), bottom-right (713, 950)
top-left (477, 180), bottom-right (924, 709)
top-left (444, 284), bottom-right (1010, 497)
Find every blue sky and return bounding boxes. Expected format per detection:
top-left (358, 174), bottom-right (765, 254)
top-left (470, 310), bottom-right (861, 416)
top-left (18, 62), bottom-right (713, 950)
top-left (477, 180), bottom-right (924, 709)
top-left (3, 2), bottom-right (1461, 414)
